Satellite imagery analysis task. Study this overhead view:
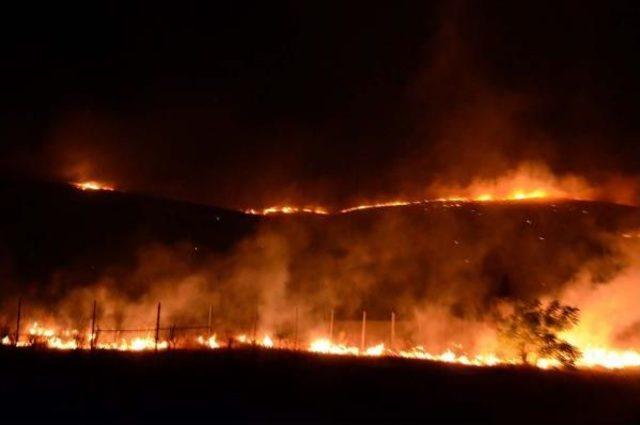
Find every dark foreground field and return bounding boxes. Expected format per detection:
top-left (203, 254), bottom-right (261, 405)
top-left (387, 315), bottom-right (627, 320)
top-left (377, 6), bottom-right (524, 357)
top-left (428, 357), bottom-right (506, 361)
top-left (1, 348), bottom-right (640, 424)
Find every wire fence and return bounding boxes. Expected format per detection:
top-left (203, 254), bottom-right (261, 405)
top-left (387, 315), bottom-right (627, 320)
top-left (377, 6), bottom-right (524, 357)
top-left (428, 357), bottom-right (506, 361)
top-left (3, 297), bottom-right (408, 352)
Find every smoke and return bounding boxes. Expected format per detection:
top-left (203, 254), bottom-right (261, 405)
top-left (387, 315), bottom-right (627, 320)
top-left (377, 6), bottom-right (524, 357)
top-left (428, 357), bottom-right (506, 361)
top-left (1, 2), bottom-right (640, 354)
top-left (424, 162), bottom-right (638, 206)
top-left (559, 235), bottom-right (640, 350)
top-left (4, 195), bottom-right (637, 355)
top-left (0, 2), bottom-right (637, 210)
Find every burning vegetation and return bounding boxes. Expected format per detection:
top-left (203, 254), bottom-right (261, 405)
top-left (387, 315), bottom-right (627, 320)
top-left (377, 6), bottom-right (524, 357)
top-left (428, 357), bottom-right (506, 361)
top-left (72, 181), bottom-right (115, 192)
top-left (242, 163), bottom-right (636, 216)
top-left (3, 297), bottom-right (640, 370)
top-left (3, 176), bottom-right (640, 371)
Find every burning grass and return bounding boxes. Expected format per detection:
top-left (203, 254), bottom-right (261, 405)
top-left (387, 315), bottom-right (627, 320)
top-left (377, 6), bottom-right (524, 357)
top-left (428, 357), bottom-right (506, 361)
top-left (4, 317), bottom-right (640, 371)
top-left (72, 180), bottom-right (115, 191)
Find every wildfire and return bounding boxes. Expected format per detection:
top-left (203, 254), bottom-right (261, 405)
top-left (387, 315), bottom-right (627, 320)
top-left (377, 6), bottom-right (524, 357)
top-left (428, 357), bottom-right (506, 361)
top-left (244, 206), bottom-right (329, 216)
top-left (107, 337), bottom-right (169, 352)
top-left (339, 200), bottom-right (423, 214)
top-left (398, 346), bottom-right (502, 367)
top-left (308, 339), bottom-right (360, 356)
top-left (244, 191), bottom-right (555, 216)
top-left (73, 181), bottom-right (115, 192)
top-left (578, 348), bottom-right (640, 369)
top-left (3, 321), bottom-right (640, 370)
top-left (241, 164), bottom-right (606, 216)
top-left (197, 335), bottom-right (220, 349)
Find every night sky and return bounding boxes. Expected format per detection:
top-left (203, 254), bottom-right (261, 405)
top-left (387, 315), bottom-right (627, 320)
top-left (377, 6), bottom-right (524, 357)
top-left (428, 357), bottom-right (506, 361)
top-left (0, 1), bottom-right (639, 208)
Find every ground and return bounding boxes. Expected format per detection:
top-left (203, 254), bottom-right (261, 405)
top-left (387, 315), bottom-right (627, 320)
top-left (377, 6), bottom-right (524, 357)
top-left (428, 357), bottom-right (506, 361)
top-left (1, 348), bottom-right (639, 424)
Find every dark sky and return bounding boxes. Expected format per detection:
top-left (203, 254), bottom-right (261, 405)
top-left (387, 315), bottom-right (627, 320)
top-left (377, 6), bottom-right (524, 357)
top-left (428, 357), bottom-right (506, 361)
top-left (0, 1), bottom-right (639, 208)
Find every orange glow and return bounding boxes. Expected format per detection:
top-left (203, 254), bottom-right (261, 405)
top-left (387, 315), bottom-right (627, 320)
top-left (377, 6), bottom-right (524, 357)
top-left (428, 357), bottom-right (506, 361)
top-left (197, 335), bottom-right (220, 349)
top-left (242, 164), bottom-right (603, 216)
top-left (73, 181), bottom-right (115, 192)
top-left (308, 338), bottom-right (359, 355)
top-left (244, 190), bottom-right (558, 217)
top-left (261, 335), bottom-right (274, 348)
top-left (243, 191), bottom-right (560, 216)
top-left (339, 200), bottom-right (422, 214)
top-left (244, 206), bottom-right (329, 215)
top-left (4, 321), bottom-right (640, 369)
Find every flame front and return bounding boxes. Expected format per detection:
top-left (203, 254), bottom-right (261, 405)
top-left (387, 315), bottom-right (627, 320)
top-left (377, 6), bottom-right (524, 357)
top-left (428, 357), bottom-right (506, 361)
top-left (73, 181), bottom-right (115, 192)
top-left (240, 164), bottom-right (609, 216)
top-left (245, 193), bottom-right (554, 216)
top-left (3, 321), bottom-right (640, 370)
top-left (243, 188), bottom-right (571, 217)
top-left (244, 206), bottom-right (329, 215)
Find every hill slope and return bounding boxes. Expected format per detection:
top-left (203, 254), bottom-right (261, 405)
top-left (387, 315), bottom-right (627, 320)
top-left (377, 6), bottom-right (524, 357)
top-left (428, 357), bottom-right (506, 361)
top-left (0, 179), bottom-right (638, 320)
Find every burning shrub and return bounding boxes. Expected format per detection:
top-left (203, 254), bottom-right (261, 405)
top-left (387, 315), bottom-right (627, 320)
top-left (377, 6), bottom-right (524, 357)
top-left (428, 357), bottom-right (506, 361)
top-left (499, 299), bottom-right (581, 367)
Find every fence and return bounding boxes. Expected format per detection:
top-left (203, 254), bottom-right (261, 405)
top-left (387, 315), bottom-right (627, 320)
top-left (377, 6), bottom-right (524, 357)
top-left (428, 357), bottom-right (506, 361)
top-left (4, 297), bottom-right (411, 352)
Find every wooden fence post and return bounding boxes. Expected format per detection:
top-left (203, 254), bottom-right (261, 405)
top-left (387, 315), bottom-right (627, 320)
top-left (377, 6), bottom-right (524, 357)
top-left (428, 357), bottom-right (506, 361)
top-left (251, 308), bottom-right (258, 345)
top-left (329, 309), bottom-right (334, 341)
top-left (294, 307), bottom-right (299, 350)
top-left (360, 310), bottom-right (367, 352)
top-left (390, 311), bottom-right (396, 350)
top-left (154, 302), bottom-right (161, 352)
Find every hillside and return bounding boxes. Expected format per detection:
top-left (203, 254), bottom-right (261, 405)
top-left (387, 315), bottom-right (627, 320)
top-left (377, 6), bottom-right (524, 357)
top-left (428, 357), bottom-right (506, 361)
top-left (0, 180), bottom-right (257, 295)
top-left (0, 179), bottom-right (638, 320)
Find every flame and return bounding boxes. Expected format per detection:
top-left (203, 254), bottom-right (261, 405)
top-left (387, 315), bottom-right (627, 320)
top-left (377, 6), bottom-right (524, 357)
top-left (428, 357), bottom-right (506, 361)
top-left (307, 339), bottom-right (386, 357)
top-left (244, 206), bottom-right (329, 215)
top-left (399, 346), bottom-right (502, 367)
top-left (244, 190), bottom-right (556, 216)
top-left (5, 321), bottom-right (640, 370)
top-left (197, 335), bottom-right (220, 349)
top-left (364, 343), bottom-right (386, 356)
top-left (309, 338), bottom-right (359, 355)
top-left (261, 335), bottom-right (274, 348)
top-left (241, 164), bottom-right (605, 216)
top-left (73, 181), bottom-right (115, 192)
top-left (577, 348), bottom-right (640, 369)
top-left (339, 201), bottom-right (422, 214)
top-left (230, 333), bottom-right (275, 348)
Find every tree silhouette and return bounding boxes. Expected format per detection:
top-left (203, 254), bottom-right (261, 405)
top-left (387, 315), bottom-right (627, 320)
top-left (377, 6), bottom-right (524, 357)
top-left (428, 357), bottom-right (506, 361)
top-left (499, 299), bottom-right (581, 367)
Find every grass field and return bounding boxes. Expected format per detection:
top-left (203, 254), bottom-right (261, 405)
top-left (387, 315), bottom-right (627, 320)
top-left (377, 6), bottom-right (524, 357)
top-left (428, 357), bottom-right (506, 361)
top-left (1, 347), bottom-right (639, 424)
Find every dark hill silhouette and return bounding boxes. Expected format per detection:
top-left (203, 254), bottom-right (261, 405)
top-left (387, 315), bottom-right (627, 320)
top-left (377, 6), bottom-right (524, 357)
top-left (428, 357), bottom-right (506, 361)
top-left (0, 179), bottom-right (258, 292)
top-left (0, 179), bottom-right (638, 317)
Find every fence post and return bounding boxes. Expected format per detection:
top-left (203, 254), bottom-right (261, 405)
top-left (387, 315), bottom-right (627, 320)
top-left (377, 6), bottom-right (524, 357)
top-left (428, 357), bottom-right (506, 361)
top-left (360, 310), bottom-right (366, 352)
top-left (15, 297), bottom-right (22, 347)
top-left (251, 308), bottom-right (258, 345)
top-left (390, 311), bottom-right (396, 351)
top-left (207, 304), bottom-right (213, 339)
top-left (90, 300), bottom-right (97, 350)
top-left (169, 323), bottom-right (175, 350)
top-left (294, 307), bottom-right (299, 350)
top-left (329, 309), bottom-right (334, 341)
top-left (155, 302), bottom-right (161, 352)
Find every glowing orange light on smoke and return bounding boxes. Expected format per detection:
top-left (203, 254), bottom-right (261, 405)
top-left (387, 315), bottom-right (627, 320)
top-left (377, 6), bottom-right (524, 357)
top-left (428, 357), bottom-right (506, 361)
top-left (73, 181), bottom-right (115, 192)
top-left (4, 321), bottom-right (640, 369)
top-left (245, 189), bottom-right (557, 216)
top-left (244, 206), bottom-right (329, 215)
top-left (242, 164), bottom-right (601, 216)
